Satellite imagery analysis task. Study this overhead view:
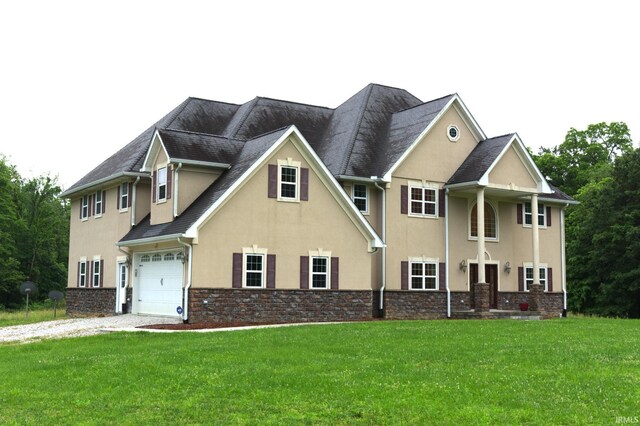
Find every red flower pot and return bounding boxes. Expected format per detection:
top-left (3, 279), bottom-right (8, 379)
top-left (519, 303), bottom-right (529, 311)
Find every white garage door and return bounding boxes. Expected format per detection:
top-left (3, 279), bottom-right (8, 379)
top-left (135, 252), bottom-right (184, 317)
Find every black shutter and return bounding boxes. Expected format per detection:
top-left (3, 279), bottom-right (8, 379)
top-left (268, 165), bottom-right (277, 198)
top-left (89, 194), bottom-right (93, 217)
top-left (548, 267), bottom-right (553, 292)
top-left (401, 185), bottom-right (408, 214)
top-left (77, 261), bottom-right (81, 287)
top-left (517, 203), bottom-right (523, 225)
top-left (232, 253), bottom-right (242, 288)
top-left (546, 206), bottom-right (552, 226)
top-left (267, 254), bottom-right (276, 289)
top-left (152, 170), bottom-right (157, 203)
top-left (128, 183), bottom-right (133, 207)
top-left (79, 198), bottom-right (82, 219)
top-left (331, 257), bottom-right (339, 290)
top-left (300, 256), bottom-right (309, 289)
top-left (439, 262), bottom-right (446, 291)
top-left (300, 168), bottom-right (309, 201)
top-left (401, 261), bottom-right (408, 290)
top-left (102, 191), bottom-right (106, 213)
top-left (88, 261), bottom-right (93, 287)
top-left (518, 267), bottom-right (524, 292)
top-left (100, 260), bottom-right (104, 287)
top-left (117, 185), bottom-right (120, 210)
top-left (438, 189), bottom-right (446, 217)
top-left (166, 165), bottom-right (172, 200)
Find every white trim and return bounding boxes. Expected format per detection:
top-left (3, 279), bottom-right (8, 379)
top-left (242, 246), bottom-right (268, 289)
top-left (277, 158), bottom-right (301, 202)
top-left (468, 199), bottom-right (499, 241)
top-left (141, 131), bottom-right (171, 173)
top-left (447, 124), bottom-right (460, 142)
top-left (523, 262), bottom-right (549, 292)
top-left (408, 257), bottom-right (439, 291)
top-left (94, 190), bottom-right (103, 218)
top-left (119, 182), bottom-right (129, 212)
top-left (169, 158), bottom-right (231, 169)
top-left (309, 250), bottom-right (331, 290)
top-left (383, 95), bottom-right (486, 181)
top-left (92, 256), bottom-right (102, 288)
top-left (80, 195), bottom-right (89, 220)
top-left (351, 183), bottom-right (369, 214)
top-left (156, 166), bottom-right (168, 203)
top-left (522, 201), bottom-right (548, 229)
top-left (407, 180), bottom-right (439, 218)
top-left (78, 259), bottom-right (87, 288)
top-left (59, 172), bottom-right (147, 198)
top-left (185, 126), bottom-right (383, 251)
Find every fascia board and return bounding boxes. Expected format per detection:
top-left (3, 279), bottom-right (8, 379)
top-left (170, 158), bottom-right (231, 169)
top-left (59, 171), bottom-right (149, 198)
top-left (116, 233), bottom-right (184, 247)
top-left (140, 130), bottom-right (169, 172)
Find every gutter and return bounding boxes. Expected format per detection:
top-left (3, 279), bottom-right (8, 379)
top-left (445, 188), bottom-right (451, 318)
top-left (177, 237), bottom-right (193, 323)
top-left (372, 178), bottom-right (387, 314)
top-left (131, 176), bottom-right (141, 227)
top-left (169, 158), bottom-right (231, 169)
top-left (116, 233), bottom-right (184, 247)
top-left (60, 171), bottom-right (148, 198)
top-left (561, 204), bottom-right (568, 317)
top-left (173, 163), bottom-right (183, 218)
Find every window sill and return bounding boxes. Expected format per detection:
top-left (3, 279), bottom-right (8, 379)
top-left (277, 197), bottom-right (300, 203)
top-left (468, 237), bottom-right (499, 243)
top-left (119, 208), bottom-right (129, 213)
top-left (408, 214), bottom-right (438, 219)
top-left (156, 199), bottom-right (167, 205)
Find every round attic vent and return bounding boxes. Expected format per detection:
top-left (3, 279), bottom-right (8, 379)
top-left (447, 125), bottom-right (460, 142)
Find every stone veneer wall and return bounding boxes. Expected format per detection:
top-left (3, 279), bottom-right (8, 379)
top-left (188, 289), bottom-right (374, 323)
top-left (66, 288), bottom-right (116, 316)
top-left (499, 292), bottom-right (564, 315)
top-left (384, 291), bottom-right (449, 319)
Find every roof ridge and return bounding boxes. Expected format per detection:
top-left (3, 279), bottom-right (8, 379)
top-left (226, 97), bottom-right (259, 138)
top-left (255, 96), bottom-right (334, 111)
top-left (244, 125), bottom-right (291, 142)
top-left (187, 97), bottom-right (240, 107)
top-left (393, 94), bottom-right (456, 114)
top-left (339, 84), bottom-right (374, 175)
top-left (164, 98), bottom-right (196, 129)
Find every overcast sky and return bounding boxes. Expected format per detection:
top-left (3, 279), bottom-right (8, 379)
top-left (1, 0), bottom-right (637, 190)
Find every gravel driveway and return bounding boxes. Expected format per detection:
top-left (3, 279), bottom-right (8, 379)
top-left (0, 315), bottom-right (181, 344)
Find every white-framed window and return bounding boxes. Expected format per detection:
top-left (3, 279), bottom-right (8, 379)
top-left (469, 201), bottom-right (498, 240)
top-left (92, 258), bottom-right (101, 288)
top-left (409, 259), bottom-right (438, 291)
top-left (151, 253), bottom-right (162, 262)
top-left (118, 263), bottom-right (128, 289)
top-left (79, 259), bottom-right (87, 287)
top-left (352, 184), bottom-right (368, 213)
top-left (524, 202), bottom-right (547, 227)
top-left (524, 264), bottom-right (548, 292)
top-left (94, 190), bottom-right (103, 216)
top-left (409, 182), bottom-right (437, 217)
top-left (279, 166), bottom-right (297, 199)
top-left (157, 166), bottom-right (167, 202)
top-left (141, 255), bottom-right (150, 263)
top-left (311, 256), bottom-right (329, 289)
top-left (447, 124), bottom-right (460, 142)
top-left (244, 254), bottom-right (265, 288)
top-left (119, 182), bottom-right (129, 210)
top-left (81, 195), bottom-right (89, 220)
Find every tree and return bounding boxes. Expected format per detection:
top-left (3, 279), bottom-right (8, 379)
top-left (0, 157), bottom-right (25, 307)
top-left (534, 122), bottom-right (633, 196)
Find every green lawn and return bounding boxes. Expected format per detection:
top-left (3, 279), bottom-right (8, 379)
top-left (1, 318), bottom-right (638, 425)
top-left (0, 308), bottom-right (66, 327)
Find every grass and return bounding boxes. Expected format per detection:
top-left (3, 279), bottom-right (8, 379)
top-left (1, 317), bottom-right (639, 425)
top-left (0, 308), bottom-right (66, 327)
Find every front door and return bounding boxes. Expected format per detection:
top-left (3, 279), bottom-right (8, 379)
top-left (470, 264), bottom-right (499, 309)
top-left (116, 262), bottom-right (128, 313)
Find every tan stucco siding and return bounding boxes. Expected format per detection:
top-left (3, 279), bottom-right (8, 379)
top-left (150, 149), bottom-right (174, 225)
top-left (177, 168), bottom-right (220, 216)
top-left (488, 146), bottom-right (538, 189)
top-left (192, 140), bottom-right (373, 290)
top-left (447, 196), bottom-right (563, 293)
top-left (134, 182), bottom-right (151, 225)
top-left (67, 185), bottom-right (133, 289)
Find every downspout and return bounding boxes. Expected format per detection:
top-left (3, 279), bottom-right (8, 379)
top-left (177, 237), bottom-right (193, 323)
top-left (561, 204), bottom-right (568, 317)
top-left (131, 176), bottom-right (141, 227)
top-left (173, 163), bottom-right (183, 218)
top-left (373, 179), bottom-right (386, 314)
top-left (445, 188), bottom-right (451, 318)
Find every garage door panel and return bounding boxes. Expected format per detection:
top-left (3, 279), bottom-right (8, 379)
top-left (136, 252), bottom-right (184, 317)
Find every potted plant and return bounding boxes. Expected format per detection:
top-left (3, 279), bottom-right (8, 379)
top-left (519, 303), bottom-right (529, 311)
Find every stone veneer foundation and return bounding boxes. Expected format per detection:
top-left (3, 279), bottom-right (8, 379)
top-left (66, 288), bottom-right (116, 316)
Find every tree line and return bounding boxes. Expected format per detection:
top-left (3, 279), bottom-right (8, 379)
top-left (533, 122), bottom-right (639, 318)
top-left (0, 156), bottom-right (69, 309)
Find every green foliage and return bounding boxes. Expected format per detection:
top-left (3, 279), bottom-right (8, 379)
top-left (1, 319), bottom-right (638, 424)
top-left (0, 156), bottom-right (69, 309)
top-left (534, 122), bottom-right (633, 196)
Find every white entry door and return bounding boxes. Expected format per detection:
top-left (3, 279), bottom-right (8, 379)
top-left (116, 262), bottom-right (128, 313)
top-left (135, 252), bottom-right (184, 317)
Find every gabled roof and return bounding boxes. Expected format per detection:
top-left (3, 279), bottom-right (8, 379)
top-left (446, 133), bottom-right (553, 194)
top-left (119, 126), bottom-right (384, 250)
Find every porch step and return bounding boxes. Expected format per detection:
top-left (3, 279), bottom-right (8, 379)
top-left (450, 310), bottom-right (543, 320)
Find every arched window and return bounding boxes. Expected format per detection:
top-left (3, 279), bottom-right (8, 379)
top-left (470, 202), bottom-right (497, 239)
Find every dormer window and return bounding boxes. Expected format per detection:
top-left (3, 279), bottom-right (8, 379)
top-left (157, 167), bottom-right (167, 202)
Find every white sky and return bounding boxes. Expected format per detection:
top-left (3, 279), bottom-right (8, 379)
top-left (1, 0), bottom-right (637, 190)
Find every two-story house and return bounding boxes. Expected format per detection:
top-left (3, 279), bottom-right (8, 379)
top-left (61, 84), bottom-right (575, 322)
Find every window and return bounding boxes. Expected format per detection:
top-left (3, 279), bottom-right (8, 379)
top-left (94, 191), bottom-right (103, 216)
top-left (470, 202), bottom-right (498, 239)
top-left (164, 253), bottom-right (174, 261)
top-left (447, 125), bottom-right (460, 142)
top-left (119, 263), bottom-right (128, 289)
top-left (245, 254), bottom-right (264, 288)
top-left (311, 256), bottom-right (329, 289)
top-left (157, 167), bottom-right (167, 201)
top-left (525, 266), bottom-right (547, 291)
top-left (119, 183), bottom-right (129, 210)
top-left (410, 186), bottom-right (437, 217)
top-left (524, 202), bottom-right (546, 226)
top-left (352, 184), bottom-right (368, 213)
top-left (410, 261), bottom-right (438, 290)
top-left (92, 260), bottom-right (101, 287)
top-left (280, 166), bottom-right (297, 199)
top-left (141, 255), bottom-right (150, 263)
top-left (152, 254), bottom-right (162, 262)
top-left (81, 195), bottom-right (89, 219)
top-left (79, 260), bottom-right (87, 287)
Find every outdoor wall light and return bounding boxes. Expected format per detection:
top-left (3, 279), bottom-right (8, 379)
top-left (504, 261), bottom-right (512, 273)
top-left (459, 259), bottom-right (467, 272)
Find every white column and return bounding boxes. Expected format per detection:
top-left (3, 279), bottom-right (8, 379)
top-left (477, 187), bottom-right (485, 283)
top-left (531, 193), bottom-right (540, 284)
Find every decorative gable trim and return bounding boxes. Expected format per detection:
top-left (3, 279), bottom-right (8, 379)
top-left (141, 131), bottom-right (171, 173)
top-left (382, 95), bottom-right (486, 181)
